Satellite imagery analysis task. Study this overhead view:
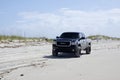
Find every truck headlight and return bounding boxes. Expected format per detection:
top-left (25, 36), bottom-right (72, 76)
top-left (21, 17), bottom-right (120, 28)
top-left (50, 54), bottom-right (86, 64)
top-left (71, 41), bottom-right (76, 45)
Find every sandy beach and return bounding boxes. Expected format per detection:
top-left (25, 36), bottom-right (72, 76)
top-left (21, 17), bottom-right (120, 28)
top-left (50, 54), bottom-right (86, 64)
top-left (0, 40), bottom-right (120, 80)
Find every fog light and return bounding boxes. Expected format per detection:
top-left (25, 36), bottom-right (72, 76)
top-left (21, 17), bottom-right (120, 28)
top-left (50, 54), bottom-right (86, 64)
top-left (72, 49), bottom-right (75, 52)
top-left (53, 48), bottom-right (56, 51)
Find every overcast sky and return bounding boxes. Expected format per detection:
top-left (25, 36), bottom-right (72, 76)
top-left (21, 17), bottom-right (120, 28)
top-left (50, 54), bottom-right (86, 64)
top-left (0, 0), bottom-right (120, 38)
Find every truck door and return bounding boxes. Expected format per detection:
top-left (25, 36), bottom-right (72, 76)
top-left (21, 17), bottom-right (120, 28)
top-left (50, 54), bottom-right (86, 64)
top-left (79, 33), bottom-right (87, 49)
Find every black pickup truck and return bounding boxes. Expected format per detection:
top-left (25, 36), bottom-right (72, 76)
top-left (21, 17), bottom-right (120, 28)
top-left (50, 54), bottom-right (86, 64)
top-left (52, 32), bottom-right (91, 57)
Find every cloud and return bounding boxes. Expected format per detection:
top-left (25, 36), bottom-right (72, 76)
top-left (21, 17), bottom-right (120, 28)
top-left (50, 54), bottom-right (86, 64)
top-left (8, 8), bottom-right (120, 38)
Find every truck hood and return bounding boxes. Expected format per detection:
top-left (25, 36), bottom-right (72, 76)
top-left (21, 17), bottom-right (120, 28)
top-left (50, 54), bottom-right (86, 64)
top-left (56, 38), bottom-right (78, 42)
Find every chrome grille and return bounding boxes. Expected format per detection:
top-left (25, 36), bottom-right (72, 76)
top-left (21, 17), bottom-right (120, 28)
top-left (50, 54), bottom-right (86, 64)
top-left (57, 42), bottom-right (70, 47)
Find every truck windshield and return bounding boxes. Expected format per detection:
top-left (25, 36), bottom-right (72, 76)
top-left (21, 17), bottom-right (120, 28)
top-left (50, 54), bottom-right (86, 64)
top-left (60, 33), bottom-right (79, 39)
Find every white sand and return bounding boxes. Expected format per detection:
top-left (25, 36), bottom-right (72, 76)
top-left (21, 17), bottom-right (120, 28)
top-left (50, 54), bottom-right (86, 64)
top-left (0, 40), bottom-right (120, 80)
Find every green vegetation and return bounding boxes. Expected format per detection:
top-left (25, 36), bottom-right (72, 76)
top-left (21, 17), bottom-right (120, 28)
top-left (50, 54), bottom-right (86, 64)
top-left (0, 35), bottom-right (25, 41)
top-left (88, 35), bottom-right (120, 40)
top-left (0, 35), bottom-right (53, 42)
top-left (1, 35), bottom-right (119, 42)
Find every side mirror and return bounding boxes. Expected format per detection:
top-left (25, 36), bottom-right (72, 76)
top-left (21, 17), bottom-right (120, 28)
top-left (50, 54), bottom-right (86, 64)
top-left (81, 37), bottom-right (85, 39)
top-left (56, 36), bottom-right (59, 38)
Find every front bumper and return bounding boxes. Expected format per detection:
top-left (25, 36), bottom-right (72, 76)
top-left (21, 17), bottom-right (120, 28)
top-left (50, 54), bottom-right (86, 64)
top-left (52, 44), bottom-right (77, 53)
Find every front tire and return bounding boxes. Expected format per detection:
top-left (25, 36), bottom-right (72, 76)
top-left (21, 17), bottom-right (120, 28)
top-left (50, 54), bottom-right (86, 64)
top-left (86, 47), bottom-right (91, 54)
top-left (74, 49), bottom-right (81, 57)
top-left (52, 50), bottom-right (58, 56)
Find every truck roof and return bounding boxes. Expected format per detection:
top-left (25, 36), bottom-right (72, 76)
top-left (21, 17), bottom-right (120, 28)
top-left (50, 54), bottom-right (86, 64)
top-left (62, 32), bottom-right (83, 34)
